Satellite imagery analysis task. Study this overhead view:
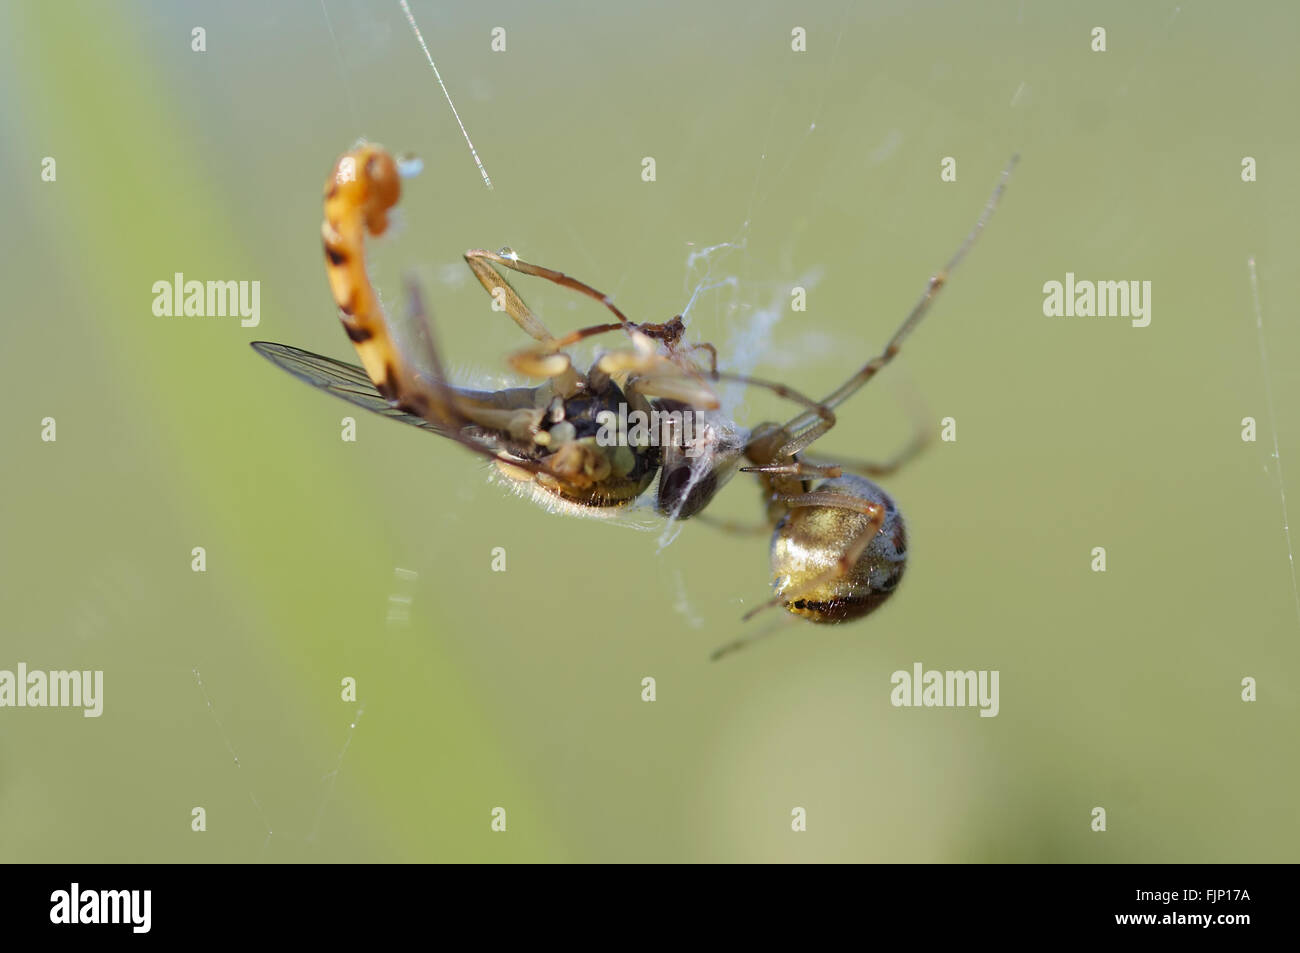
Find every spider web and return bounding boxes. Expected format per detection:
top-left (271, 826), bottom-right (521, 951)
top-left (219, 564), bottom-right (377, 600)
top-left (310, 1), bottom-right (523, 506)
top-left (1247, 258), bottom-right (1300, 634)
top-left (193, 667), bottom-right (365, 857)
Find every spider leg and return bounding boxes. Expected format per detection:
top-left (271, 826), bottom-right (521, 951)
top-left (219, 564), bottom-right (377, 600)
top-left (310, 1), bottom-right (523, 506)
top-left (709, 617), bottom-right (791, 662)
top-left (695, 513), bottom-right (771, 535)
top-left (740, 461), bottom-right (843, 478)
top-left (798, 428), bottom-right (932, 478)
top-left (776, 415), bottom-right (834, 458)
top-left (775, 375), bottom-right (933, 473)
top-left (593, 343), bottom-right (845, 422)
top-left (781, 155), bottom-right (1018, 437)
top-left (712, 371), bottom-right (834, 426)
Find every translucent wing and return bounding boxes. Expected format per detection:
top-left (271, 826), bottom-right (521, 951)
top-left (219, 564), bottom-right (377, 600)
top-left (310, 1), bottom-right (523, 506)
top-left (251, 340), bottom-right (669, 532)
top-left (250, 341), bottom-right (442, 433)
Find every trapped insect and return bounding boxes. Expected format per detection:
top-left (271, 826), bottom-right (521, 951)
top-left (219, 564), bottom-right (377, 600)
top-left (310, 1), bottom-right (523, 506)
top-left (253, 145), bottom-right (1016, 638)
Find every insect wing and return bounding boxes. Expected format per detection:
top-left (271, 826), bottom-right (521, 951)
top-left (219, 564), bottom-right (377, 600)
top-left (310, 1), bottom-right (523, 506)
top-left (250, 341), bottom-right (443, 433)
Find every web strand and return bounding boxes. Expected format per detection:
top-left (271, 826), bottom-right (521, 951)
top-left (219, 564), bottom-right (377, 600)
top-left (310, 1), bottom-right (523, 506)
top-left (1248, 258), bottom-right (1300, 633)
top-left (399, 0), bottom-right (494, 190)
top-left (318, 0), bottom-right (362, 131)
top-left (194, 668), bottom-right (274, 852)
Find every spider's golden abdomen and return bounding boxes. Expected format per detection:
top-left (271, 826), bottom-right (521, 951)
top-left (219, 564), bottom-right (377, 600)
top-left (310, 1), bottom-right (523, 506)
top-left (769, 475), bottom-right (907, 623)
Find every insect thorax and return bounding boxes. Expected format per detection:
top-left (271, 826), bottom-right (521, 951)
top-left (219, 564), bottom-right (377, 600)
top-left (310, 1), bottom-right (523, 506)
top-left (496, 376), bottom-right (662, 510)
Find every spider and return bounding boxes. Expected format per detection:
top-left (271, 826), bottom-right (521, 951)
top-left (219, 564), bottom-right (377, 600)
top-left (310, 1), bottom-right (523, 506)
top-left (253, 145), bottom-right (1016, 640)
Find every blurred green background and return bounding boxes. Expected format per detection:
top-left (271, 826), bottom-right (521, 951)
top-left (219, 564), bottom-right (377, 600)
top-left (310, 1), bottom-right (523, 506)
top-left (1, 0), bottom-right (1297, 862)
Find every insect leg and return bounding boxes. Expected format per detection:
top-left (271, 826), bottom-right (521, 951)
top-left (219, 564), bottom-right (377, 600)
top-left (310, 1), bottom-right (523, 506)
top-left (464, 247), bottom-right (637, 332)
